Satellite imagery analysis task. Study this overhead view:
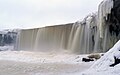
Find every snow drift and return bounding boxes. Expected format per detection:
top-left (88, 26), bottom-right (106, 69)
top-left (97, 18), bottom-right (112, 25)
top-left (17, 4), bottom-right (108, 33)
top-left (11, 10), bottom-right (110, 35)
top-left (81, 40), bottom-right (120, 75)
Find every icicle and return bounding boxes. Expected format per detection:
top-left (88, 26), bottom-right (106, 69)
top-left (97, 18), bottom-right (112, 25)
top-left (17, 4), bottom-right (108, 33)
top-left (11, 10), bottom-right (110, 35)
top-left (98, 0), bottom-right (113, 38)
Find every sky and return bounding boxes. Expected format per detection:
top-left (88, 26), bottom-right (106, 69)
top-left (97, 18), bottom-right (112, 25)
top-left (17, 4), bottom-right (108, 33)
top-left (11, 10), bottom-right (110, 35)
top-left (0, 0), bottom-right (103, 30)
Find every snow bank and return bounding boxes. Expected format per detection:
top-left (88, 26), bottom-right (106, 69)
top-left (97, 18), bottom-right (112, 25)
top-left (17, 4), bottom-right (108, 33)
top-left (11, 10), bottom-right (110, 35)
top-left (81, 40), bottom-right (120, 75)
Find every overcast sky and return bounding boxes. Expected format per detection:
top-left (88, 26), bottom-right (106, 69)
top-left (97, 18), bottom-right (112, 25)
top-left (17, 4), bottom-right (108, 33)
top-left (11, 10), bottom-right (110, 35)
top-left (0, 0), bottom-right (103, 30)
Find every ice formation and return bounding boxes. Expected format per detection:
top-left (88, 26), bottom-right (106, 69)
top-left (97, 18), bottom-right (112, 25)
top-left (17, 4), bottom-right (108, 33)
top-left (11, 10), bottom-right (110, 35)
top-left (98, 0), bottom-right (113, 38)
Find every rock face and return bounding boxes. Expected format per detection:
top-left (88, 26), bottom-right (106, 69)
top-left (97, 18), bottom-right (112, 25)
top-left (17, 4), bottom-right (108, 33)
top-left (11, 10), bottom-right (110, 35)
top-left (107, 0), bottom-right (120, 36)
top-left (0, 30), bottom-right (17, 46)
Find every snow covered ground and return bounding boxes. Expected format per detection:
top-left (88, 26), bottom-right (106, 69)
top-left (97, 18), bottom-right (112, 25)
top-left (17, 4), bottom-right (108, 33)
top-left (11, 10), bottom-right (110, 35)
top-left (0, 51), bottom-right (94, 75)
top-left (80, 40), bottom-right (120, 75)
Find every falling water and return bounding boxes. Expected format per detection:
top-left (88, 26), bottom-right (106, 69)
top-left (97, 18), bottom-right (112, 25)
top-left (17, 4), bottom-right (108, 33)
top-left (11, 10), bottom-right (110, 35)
top-left (15, 13), bottom-right (106, 54)
top-left (16, 24), bottom-right (74, 53)
top-left (15, 0), bottom-right (120, 54)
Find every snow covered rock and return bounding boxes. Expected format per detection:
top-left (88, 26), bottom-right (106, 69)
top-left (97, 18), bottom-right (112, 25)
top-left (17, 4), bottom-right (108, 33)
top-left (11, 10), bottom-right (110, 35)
top-left (81, 40), bottom-right (120, 75)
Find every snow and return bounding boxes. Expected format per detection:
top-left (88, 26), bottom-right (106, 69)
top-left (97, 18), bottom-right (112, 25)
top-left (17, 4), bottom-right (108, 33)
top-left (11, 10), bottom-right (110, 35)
top-left (0, 51), bottom-right (94, 75)
top-left (80, 40), bottom-right (120, 75)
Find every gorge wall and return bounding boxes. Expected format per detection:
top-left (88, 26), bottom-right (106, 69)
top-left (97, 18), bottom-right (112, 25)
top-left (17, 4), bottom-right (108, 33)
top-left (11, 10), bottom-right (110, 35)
top-left (0, 30), bottom-right (17, 46)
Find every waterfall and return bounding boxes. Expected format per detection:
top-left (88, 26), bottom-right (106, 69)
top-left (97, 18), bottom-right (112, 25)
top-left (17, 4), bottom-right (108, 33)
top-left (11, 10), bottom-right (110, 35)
top-left (15, 14), bottom-right (102, 54)
top-left (15, 0), bottom-right (120, 54)
top-left (67, 14), bottom-right (98, 54)
top-left (16, 24), bottom-right (74, 53)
